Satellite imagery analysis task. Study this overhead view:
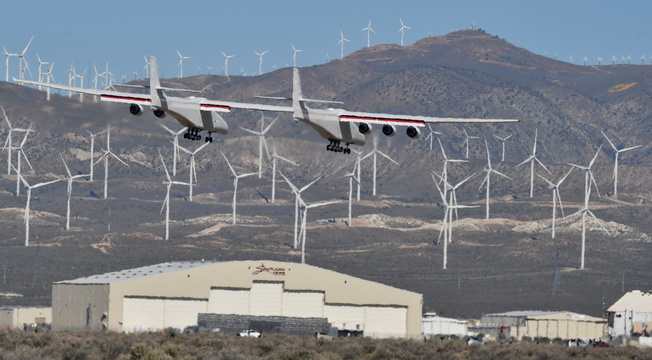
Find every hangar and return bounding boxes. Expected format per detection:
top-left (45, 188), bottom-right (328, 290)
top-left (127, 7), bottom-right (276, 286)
top-left (52, 260), bottom-right (422, 338)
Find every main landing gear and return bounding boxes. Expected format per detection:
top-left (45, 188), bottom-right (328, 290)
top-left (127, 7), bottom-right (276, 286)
top-left (326, 140), bottom-right (351, 154)
top-left (184, 128), bottom-right (214, 143)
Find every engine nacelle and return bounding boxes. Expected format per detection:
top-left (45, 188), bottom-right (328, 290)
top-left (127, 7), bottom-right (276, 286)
top-left (406, 126), bottom-right (422, 139)
top-left (152, 108), bottom-right (166, 118)
top-left (382, 124), bottom-right (397, 137)
top-left (358, 123), bottom-right (372, 135)
top-left (129, 103), bottom-right (144, 116)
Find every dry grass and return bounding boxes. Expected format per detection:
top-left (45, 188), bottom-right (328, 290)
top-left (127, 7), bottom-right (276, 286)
top-left (0, 330), bottom-right (650, 360)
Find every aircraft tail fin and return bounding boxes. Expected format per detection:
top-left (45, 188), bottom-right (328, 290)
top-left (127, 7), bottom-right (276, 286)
top-left (149, 56), bottom-right (162, 107)
top-left (292, 68), bottom-right (303, 122)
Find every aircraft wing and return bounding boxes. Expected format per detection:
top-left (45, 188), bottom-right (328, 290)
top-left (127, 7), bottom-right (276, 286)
top-left (338, 110), bottom-right (519, 127)
top-left (14, 79), bottom-right (152, 105)
top-left (199, 99), bottom-right (293, 113)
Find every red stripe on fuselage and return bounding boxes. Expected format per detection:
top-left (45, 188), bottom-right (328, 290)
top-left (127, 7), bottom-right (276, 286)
top-left (101, 95), bottom-right (151, 103)
top-left (340, 115), bottom-right (424, 125)
top-left (200, 104), bottom-right (231, 111)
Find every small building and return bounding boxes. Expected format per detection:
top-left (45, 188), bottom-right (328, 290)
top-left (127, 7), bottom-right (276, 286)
top-left (422, 312), bottom-right (468, 337)
top-left (481, 310), bottom-right (605, 340)
top-left (607, 290), bottom-right (652, 337)
top-left (52, 260), bottom-right (422, 338)
top-left (0, 307), bottom-right (52, 329)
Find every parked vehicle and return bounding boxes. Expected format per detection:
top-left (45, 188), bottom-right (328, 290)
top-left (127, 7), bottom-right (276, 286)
top-left (237, 329), bottom-right (262, 338)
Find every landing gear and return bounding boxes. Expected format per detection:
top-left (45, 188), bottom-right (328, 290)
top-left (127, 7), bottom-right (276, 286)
top-left (205, 132), bottom-right (214, 143)
top-left (326, 140), bottom-right (351, 154)
top-left (184, 128), bottom-right (202, 141)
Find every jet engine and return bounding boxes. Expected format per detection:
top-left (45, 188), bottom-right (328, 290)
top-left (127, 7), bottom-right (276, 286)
top-left (406, 126), bottom-right (422, 139)
top-left (382, 124), bottom-right (397, 137)
top-left (152, 108), bottom-right (166, 118)
top-left (358, 123), bottom-right (372, 135)
top-left (129, 104), bottom-right (144, 116)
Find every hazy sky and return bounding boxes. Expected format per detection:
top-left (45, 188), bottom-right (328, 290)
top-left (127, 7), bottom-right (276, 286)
top-left (2, 0), bottom-right (651, 85)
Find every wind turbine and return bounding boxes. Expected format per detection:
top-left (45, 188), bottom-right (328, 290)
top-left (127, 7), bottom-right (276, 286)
top-left (159, 124), bottom-right (186, 176)
top-left (566, 146), bottom-right (609, 269)
top-left (398, 18), bottom-right (411, 46)
top-left (178, 142), bottom-right (209, 201)
top-left (423, 124), bottom-right (442, 151)
top-left (538, 167), bottom-right (573, 238)
top-left (291, 44), bottom-right (302, 67)
top-left (13, 165), bottom-right (61, 247)
top-left (516, 129), bottom-right (550, 198)
top-left (241, 115), bottom-right (276, 178)
top-left (432, 171), bottom-right (478, 269)
top-left (2, 36), bottom-right (34, 82)
top-left (351, 149), bottom-right (363, 201)
top-left (221, 51), bottom-right (235, 77)
top-left (143, 56), bottom-right (151, 78)
top-left (601, 131), bottom-right (642, 196)
top-left (59, 153), bottom-right (89, 230)
top-left (461, 128), bottom-right (479, 159)
top-left (362, 20), bottom-right (375, 47)
top-left (255, 51), bottom-right (268, 75)
top-left (95, 126), bottom-right (129, 199)
top-left (86, 128), bottom-right (108, 181)
top-left (343, 161), bottom-right (361, 226)
top-left (437, 137), bottom-right (468, 191)
top-left (221, 151), bottom-right (257, 225)
top-left (36, 55), bottom-right (48, 90)
top-left (338, 31), bottom-right (350, 59)
top-left (361, 137), bottom-right (398, 196)
top-left (2, 106), bottom-right (33, 175)
top-left (433, 171), bottom-right (475, 225)
top-left (298, 197), bottom-right (340, 264)
top-left (493, 134), bottom-right (512, 162)
top-left (159, 150), bottom-right (191, 240)
top-left (280, 172), bottom-right (321, 249)
top-left (479, 138), bottom-right (512, 219)
top-left (269, 144), bottom-right (297, 203)
top-left (12, 128), bottom-right (35, 196)
top-left (44, 63), bottom-right (55, 101)
top-left (177, 51), bottom-right (189, 78)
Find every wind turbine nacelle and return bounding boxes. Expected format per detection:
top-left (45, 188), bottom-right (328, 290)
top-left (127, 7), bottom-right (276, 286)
top-left (129, 104), bottom-right (144, 116)
top-left (152, 108), bottom-right (166, 118)
top-left (382, 124), bottom-right (397, 137)
top-left (406, 126), bottom-right (422, 139)
top-left (358, 123), bottom-right (372, 135)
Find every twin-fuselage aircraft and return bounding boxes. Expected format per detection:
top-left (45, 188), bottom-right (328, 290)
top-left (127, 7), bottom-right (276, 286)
top-left (17, 56), bottom-right (518, 152)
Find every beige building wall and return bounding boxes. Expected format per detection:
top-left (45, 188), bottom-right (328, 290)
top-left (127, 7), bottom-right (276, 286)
top-left (0, 307), bottom-right (52, 329)
top-left (524, 313), bottom-right (605, 340)
top-left (53, 260), bottom-right (422, 338)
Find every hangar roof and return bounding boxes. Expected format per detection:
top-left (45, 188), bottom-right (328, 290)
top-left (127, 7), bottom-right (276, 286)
top-left (608, 290), bottom-right (652, 312)
top-left (55, 261), bottom-right (217, 284)
top-left (483, 311), bottom-right (561, 318)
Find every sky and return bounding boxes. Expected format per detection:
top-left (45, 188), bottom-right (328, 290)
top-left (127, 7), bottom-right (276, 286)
top-left (2, 0), bottom-right (652, 87)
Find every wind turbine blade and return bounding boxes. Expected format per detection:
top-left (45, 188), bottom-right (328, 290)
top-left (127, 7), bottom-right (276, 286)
top-left (516, 156), bottom-right (534, 167)
top-left (21, 151), bottom-right (34, 172)
top-left (221, 151), bottom-right (237, 176)
top-left (588, 145), bottom-right (602, 168)
top-left (535, 158), bottom-right (551, 174)
top-left (492, 169), bottom-right (512, 180)
top-left (59, 152), bottom-right (72, 177)
top-left (377, 151), bottom-right (399, 165)
top-left (454, 172), bottom-right (476, 189)
top-left (601, 131), bottom-right (617, 151)
top-left (620, 145), bottom-right (642, 152)
top-left (431, 172), bottom-right (446, 202)
top-left (300, 176), bottom-right (322, 193)
top-left (556, 189), bottom-right (566, 218)
top-left (586, 209), bottom-right (611, 235)
top-left (158, 150), bottom-right (171, 181)
top-left (109, 152), bottom-right (129, 167)
top-left (537, 174), bottom-right (555, 188)
top-left (307, 200), bottom-right (341, 208)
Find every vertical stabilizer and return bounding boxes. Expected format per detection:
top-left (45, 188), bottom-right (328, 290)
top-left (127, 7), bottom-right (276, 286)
top-left (149, 56), bottom-right (162, 107)
top-left (292, 68), bottom-right (304, 122)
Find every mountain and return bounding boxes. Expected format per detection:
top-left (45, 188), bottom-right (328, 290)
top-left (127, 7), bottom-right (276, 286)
top-left (0, 30), bottom-right (650, 319)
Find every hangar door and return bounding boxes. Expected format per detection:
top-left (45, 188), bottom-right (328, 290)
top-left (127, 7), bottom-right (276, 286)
top-left (364, 306), bottom-right (407, 338)
top-left (282, 291), bottom-right (324, 318)
top-left (250, 282), bottom-right (283, 316)
top-left (123, 297), bottom-right (207, 333)
top-left (207, 288), bottom-right (250, 315)
top-left (324, 305), bottom-right (365, 331)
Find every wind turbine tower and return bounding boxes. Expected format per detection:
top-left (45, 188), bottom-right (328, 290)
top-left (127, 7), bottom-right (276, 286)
top-left (291, 44), bottom-right (302, 67)
top-left (479, 138), bottom-right (512, 219)
top-left (241, 115), bottom-right (276, 178)
top-left (601, 131), bottom-right (642, 196)
top-left (255, 51), bottom-right (268, 75)
top-left (538, 167), bottom-right (573, 239)
top-left (159, 151), bottom-right (192, 240)
top-left (338, 31), bottom-right (350, 59)
top-left (178, 142), bottom-right (209, 201)
top-left (516, 129), bottom-right (550, 198)
top-left (269, 144), bottom-right (297, 203)
top-left (362, 20), bottom-right (375, 47)
top-left (95, 126), bottom-right (129, 199)
top-left (361, 137), bottom-right (399, 196)
top-left (177, 51), bottom-right (189, 78)
top-left (461, 128), bottom-right (479, 159)
top-left (14, 166), bottom-right (61, 246)
top-left (493, 134), bottom-right (512, 162)
top-left (222, 152), bottom-right (257, 225)
top-left (60, 153), bottom-right (90, 230)
top-left (398, 18), bottom-right (411, 46)
top-left (221, 51), bottom-right (235, 77)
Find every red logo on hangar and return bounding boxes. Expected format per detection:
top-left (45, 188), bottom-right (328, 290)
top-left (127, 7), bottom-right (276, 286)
top-left (252, 263), bottom-right (286, 276)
